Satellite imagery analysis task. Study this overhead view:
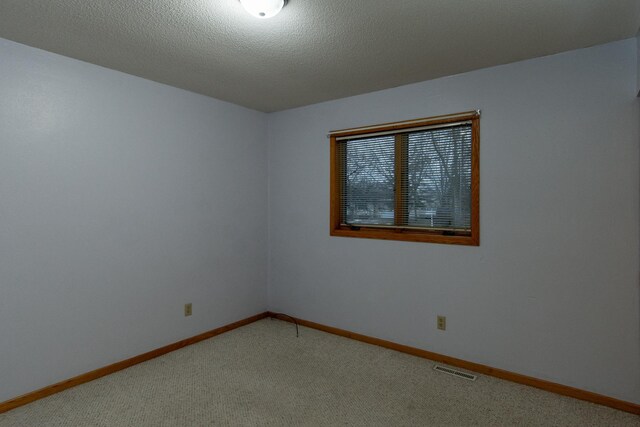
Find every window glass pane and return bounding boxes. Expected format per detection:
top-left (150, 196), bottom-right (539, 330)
top-left (340, 135), bottom-right (395, 225)
top-left (405, 125), bottom-right (472, 230)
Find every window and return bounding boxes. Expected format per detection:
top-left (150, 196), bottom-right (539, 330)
top-left (330, 111), bottom-right (479, 245)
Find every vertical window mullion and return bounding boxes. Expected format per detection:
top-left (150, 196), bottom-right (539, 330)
top-left (394, 134), bottom-right (407, 226)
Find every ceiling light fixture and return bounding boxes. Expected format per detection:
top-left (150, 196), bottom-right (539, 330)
top-left (239, 0), bottom-right (286, 19)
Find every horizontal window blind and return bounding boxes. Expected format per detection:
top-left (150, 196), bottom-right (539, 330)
top-left (339, 135), bottom-right (395, 226)
top-left (404, 124), bottom-right (472, 230)
top-left (338, 123), bottom-right (472, 232)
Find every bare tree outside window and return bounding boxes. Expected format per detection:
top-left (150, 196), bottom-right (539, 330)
top-left (406, 125), bottom-right (472, 230)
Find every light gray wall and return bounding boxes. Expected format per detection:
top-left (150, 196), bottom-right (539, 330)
top-left (1, 35), bottom-right (639, 407)
top-left (0, 38), bottom-right (268, 402)
top-left (637, 30), bottom-right (640, 96)
top-left (267, 39), bottom-right (640, 404)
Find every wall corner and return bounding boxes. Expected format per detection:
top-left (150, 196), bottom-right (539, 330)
top-left (636, 29), bottom-right (640, 96)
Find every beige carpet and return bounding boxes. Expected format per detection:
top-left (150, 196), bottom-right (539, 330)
top-left (1, 319), bottom-right (638, 426)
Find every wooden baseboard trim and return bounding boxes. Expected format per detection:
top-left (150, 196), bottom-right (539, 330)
top-left (268, 312), bottom-right (640, 415)
top-left (0, 312), bottom-right (269, 414)
top-left (3, 311), bottom-right (637, 416)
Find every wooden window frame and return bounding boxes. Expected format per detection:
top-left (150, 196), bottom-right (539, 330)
top-left (330, 111), bottom-right (480, 246)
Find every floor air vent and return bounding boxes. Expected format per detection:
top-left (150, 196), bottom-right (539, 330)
top-left (433, 365), bottom-right (477, 381)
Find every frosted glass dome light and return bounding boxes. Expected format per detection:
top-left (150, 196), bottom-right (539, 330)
top-left (239, 0), bottom-right (286, 19)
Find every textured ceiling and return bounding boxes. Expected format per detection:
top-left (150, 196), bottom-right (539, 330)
top-left (0, 1), bottom-right (638, 112)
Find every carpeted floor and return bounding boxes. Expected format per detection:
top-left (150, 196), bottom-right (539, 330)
top-left (1, 319), bottom-right (638, 426)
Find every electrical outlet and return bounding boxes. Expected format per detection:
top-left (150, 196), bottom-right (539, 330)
top-left (184, 303), bottom-right (192, 317)
top-left (437, 315), bottom-right (446, 330)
